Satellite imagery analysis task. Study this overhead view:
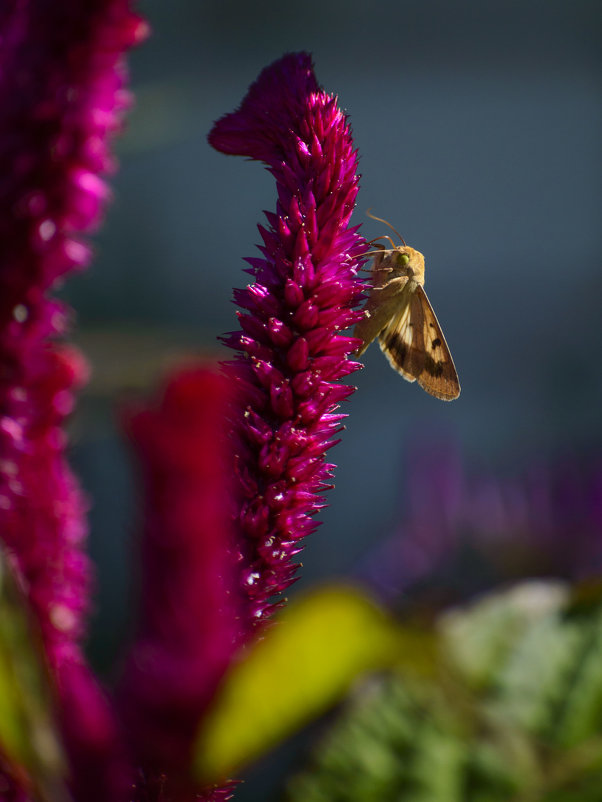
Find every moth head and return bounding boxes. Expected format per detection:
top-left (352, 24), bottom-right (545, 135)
top-left (394, 246), bottom-right (425, 284)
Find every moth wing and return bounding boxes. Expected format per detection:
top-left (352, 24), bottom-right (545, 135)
top-left (377, 290), bottom-right (420, 384)
top-left (379, 285), bottom-right (460, 401)
top-left (354, 276), bottom-right (410, 357)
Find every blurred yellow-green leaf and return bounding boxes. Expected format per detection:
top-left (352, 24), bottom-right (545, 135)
top-left (0, 546), bottom-right (68, 802)
top-left (193, 585), bottom-right (405, 783)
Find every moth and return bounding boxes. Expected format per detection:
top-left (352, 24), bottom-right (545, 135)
top-left (354, 215), bottom-right (460, 401)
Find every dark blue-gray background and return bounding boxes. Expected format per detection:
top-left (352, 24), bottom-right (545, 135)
top-left (62, 0), bottom-right (601, 795)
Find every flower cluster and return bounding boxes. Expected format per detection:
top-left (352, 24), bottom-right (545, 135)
top-left (117, 53), bottom-right (367, 798)
top-left (0, 20), bottom-right (367, 799)
top-left (209, 52), bottom-right (366, 629)
top-left (361, 442), bottom-right (602, 606)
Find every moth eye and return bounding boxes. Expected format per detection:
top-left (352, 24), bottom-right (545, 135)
top-left (398, 253), bottom-right (410, 266)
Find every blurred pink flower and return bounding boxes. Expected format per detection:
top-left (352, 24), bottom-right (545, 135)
top-left (119, 368), bottom-right (243, 801)
top-left (361, 442), bottom-right (602, 606)
top-left (0, 2), bottom-right (147, 800)
top-left (209, 52), bottom-right (366, 629)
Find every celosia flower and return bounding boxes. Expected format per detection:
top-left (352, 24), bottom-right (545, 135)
top-left (209, 52), bottom-right (366, 628)
top-left (119, 367), bottom-right (243, 802)
top-left (0, 2), bottom-right (147, 800)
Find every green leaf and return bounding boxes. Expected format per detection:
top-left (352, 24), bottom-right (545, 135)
top-left (552, 603), bottom-right (602, 747)
top-left (439, 580), bottom-right (569, 691)
top-left (0, 546), bottom-right (69, 802)
top-left (193, 585), bottom-right (404, 783)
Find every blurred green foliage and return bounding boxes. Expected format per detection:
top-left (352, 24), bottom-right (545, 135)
top-left (285, 580), bottom-right (602, 802)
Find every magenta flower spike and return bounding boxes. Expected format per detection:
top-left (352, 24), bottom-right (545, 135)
top-left (0, 2), bottom-right (147, 800)
top-left (119, 367), bottom-right (243, 802)
top-left (209, 53), bottom-right (366, 627)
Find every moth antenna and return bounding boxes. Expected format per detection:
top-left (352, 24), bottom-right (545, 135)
top-left (368, 235), bottom-right (397, 250)
top-left (366, 209), bottom-right (407, 246)
top-left (356, 244), bottom-right (396, 260)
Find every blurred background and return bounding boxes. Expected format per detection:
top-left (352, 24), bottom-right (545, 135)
top-left (60, 0), bottom-right (601, 792)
